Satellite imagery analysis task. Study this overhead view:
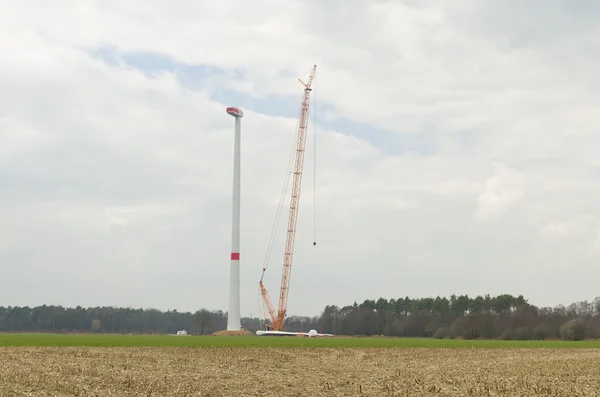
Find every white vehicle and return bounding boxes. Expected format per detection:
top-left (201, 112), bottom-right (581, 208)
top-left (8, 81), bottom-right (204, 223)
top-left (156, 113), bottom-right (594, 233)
top-left (256, 329), bottom-right (333, 337)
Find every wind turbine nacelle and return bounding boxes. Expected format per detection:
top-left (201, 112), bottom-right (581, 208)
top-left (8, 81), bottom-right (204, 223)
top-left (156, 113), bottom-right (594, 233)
top-left (226, 107), bottom-right (244, 118)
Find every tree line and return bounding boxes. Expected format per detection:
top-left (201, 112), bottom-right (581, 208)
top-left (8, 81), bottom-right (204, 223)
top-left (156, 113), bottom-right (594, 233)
top-left (1, 294), bottom-right (599, 340)
top-left (314, 294), bottom-right (600, 341)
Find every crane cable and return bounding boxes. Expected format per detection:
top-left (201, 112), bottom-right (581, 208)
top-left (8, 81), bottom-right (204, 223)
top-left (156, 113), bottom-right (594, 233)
top-left (260, 67), bottom-right (313, 278)
top-left (313, 71), bottom-right (317, 247)
top-left (258, 76), bottom-right (304, 323)
top-left (260, 89), bottom-right (302, 277)
top-left (258, 109), bottom-right (297, 320)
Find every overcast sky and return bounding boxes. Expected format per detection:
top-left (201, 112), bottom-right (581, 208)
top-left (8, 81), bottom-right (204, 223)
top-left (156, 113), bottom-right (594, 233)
top-left (1, 0), bottom-right (599, 317)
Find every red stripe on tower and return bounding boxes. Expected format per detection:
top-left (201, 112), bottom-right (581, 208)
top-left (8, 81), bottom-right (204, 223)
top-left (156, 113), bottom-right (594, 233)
top-left (231, 252), bottom-right (240, 260)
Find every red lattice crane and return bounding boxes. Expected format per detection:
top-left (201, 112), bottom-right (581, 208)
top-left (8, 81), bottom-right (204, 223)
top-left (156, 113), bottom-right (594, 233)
top-left (259, 65), bottom-right (317, 331)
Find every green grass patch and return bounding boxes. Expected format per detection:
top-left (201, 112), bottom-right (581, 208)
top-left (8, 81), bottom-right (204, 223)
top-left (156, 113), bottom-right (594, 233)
top-left (2, 334), bottom-right (600, 348)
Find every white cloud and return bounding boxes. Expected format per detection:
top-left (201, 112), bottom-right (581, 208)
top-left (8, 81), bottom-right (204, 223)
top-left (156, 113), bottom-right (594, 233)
top-left (0, 0), bottom-right (599, 317)
top-left (476, 162), bottom-right (525, 221)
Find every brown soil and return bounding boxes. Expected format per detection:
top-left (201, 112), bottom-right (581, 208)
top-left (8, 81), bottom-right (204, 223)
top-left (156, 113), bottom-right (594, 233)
top-left (1, 347), bottom-right (599, 396)
top-left (211, 329), bottom-right (254, 336)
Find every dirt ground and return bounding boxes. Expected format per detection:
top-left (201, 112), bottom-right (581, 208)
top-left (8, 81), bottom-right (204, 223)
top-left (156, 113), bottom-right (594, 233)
top-left (1, 347), bottom-right (599, 396)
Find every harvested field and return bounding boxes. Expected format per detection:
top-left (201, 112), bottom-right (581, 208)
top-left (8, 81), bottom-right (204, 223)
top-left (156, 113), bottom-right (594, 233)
top-left (4, 333), bottom-right (600, 348)
top-left (1, 347), bottom-right (600, 396)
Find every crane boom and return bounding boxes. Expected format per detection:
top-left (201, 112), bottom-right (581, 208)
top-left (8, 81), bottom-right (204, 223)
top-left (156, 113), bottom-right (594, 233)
top-left (259, 65), bottom-right (316, 331)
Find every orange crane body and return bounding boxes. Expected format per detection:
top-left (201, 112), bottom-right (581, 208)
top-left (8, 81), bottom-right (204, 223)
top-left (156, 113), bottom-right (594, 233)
top-left (259, 65), bottom-right (317, 331)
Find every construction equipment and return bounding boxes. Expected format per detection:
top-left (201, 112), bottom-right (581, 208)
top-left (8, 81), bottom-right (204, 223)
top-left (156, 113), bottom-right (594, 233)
top-left (259, 65), bottom-right (317, 331)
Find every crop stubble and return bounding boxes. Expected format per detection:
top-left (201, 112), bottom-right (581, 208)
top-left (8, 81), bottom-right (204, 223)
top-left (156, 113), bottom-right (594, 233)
top-left (1, 347), bottom-right (599, 396)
